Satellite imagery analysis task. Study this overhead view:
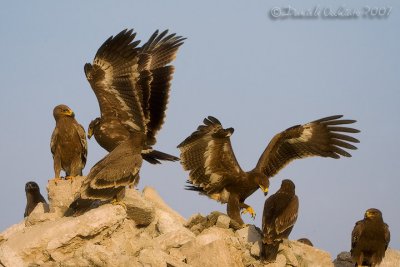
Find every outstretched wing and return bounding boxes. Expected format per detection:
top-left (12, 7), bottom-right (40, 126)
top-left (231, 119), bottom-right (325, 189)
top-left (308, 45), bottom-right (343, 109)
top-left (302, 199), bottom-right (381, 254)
top-left (139, 30), bottom-right (186, 145)
top-left (84, 29), bottom-right (146, 134)
top-left (177, 116), bottom-right (244, 202)
top-left (255, 115), bottom-right (360, 178)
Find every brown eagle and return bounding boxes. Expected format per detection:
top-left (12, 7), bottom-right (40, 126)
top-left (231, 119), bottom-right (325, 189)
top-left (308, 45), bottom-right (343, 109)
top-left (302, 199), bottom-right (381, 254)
top-left (351, 208), bottom-right (390, 266)
top-left (261, 179), bottom-right (299, 262)
top-left (178, 115), bottom-right (359, 225)
top-left (66, 138), bottom-right (143, 216)
top-left (50, 104), bottom-right (87, 179)
top-left (86, 29), bottom-right (184, 164)
top-left (24, 181), bottom-right (48, 217)
top-left (67, 29), bottom-right (172, 215)
top-left (297, 238), bottom-right (313, 246)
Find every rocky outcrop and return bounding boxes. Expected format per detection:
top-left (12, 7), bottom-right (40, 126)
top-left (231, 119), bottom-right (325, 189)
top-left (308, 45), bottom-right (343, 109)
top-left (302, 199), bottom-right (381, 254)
top-left (334, 249), bottom-right (400, 267)
top-left (0, 178), bottom-right (398, 267)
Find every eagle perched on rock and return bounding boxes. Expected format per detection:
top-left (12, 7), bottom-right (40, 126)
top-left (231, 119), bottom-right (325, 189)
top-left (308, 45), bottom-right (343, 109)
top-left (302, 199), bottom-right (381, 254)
top-left (86, 29), bottom-right (184, 164)
top-left (50, 104), bottom-right (87, 180)
top-left (351, 208), bottom-right (390, 266)
top-left (67, 29), bottom-right (184, 215)
top-left (178, 115), bottom-right (359, 225)
top-left (24, 181), bottom-right (48, 217)
top-left (262, 179), bottom-right (298, 262)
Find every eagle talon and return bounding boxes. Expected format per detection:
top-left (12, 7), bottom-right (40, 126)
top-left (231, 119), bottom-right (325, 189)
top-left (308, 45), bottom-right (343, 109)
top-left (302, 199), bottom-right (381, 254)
top-left (50, 177), bottom-right (62, 185)
top-left (241, 206), bottom-right (256, 219)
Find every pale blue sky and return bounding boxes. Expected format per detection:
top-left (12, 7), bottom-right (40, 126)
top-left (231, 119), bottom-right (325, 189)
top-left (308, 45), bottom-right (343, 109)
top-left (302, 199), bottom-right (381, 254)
top-left (0, 0), bottom-right (399, 258)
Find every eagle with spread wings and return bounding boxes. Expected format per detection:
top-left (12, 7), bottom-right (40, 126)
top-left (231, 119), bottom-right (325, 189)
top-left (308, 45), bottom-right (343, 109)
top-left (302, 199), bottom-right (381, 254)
top-left (178, 115), bottom-right (359, 225)
top-left (67, 29), bottom-right (184, 215)
top-left (86, 29), bottom-right (184, 164)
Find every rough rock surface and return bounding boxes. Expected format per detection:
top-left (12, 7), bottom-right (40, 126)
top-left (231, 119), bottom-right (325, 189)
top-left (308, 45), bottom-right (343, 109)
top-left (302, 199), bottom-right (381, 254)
top-left (1, 177), bottom-right (399, 267)
top-left (333, 249), bottom-right (400, 267)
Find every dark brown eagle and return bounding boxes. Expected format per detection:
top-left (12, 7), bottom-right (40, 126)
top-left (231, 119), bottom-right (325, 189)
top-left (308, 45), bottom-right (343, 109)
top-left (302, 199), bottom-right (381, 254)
top-left (50, 104), bottom-right (87, 179)
top-left (24, 181), bottom-right (48, 217)
top-left (67, 29), bottom-right (176, 215)
top-left (351, 208), bottom-right (390, 266)
top-left (178, 115), bottom-right (359, 225)
top-left (261, 179), bottom-right (299, 262)
top-left (297, 238), bottom-right (313, 246)
top-left (66, 138), bottom-right (143, 216)
top-left (86, 29), bottom-right (184, 164)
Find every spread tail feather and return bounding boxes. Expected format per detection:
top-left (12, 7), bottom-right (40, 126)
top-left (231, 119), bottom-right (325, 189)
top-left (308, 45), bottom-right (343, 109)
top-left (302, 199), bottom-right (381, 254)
top-left (142, 149), bottom-right (179, 164)
top-left (64, 198), bottom-right (101, 217)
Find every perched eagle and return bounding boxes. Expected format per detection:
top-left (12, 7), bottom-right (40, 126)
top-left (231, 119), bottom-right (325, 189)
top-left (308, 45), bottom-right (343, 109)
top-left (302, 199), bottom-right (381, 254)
top-left (262, 179), bottom-right (299, 262)
top-left (297, 238), bottom-right (313, 247)
top-left (50, 104), bottom-right (87, 179)
top-left (24, 181), bottom-right (48, 217)
top-left (351, 208), bottom-right (390, 267)
top-left (178, 115), bottom-right (359, 225)
top-left (86, 29), bottom-right (184, 164)
top-left (66, 138), bottom-right (143, 216)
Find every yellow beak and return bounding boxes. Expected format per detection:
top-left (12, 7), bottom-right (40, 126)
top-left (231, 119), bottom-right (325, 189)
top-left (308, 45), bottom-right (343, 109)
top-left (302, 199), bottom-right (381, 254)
top-left (260, 185), bottom-right (269, 195)
top-left (87, 127), bottom-right (93, 139)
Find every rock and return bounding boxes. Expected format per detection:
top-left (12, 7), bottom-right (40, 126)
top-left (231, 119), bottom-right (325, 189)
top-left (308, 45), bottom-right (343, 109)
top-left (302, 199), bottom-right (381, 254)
top-left (333, 248), bottom-right (400, 267)
top-left (184, 239), bottom-right (244, 267)
top-left (251, 240), bottom-right (262, 257)
top-left (235, 225), bottom-right (262, 243)
top-left (0, 204), bottom-right (126, 265)
top-left (156, 209), bottom-right (185, 234)
top-left (25, 203), bottom-right (57, 226)
top-left (139, 248), bottom-right (190, 267)
top-left (289, 240), bottom-right (333, 267)
top-left (381, 248), bottom-right (400, 266)
top-left (143, 186), bottom-right (186, 225)
top-left (2, 178), bottom-right (400, 267)
top-left (216, 214), bottom-right (230, 229)
top-left (333, 251), bottom-right (353, 267)
top-left (279, 241), bottom-right (299, 266)
top-left (264, 254), bottom-right (287, 267)
top-left (124, 188), bottom-right (155, 226)
top-left (46, 176), bottom-right (84, 215)
top-left (155, 229), bottom-right (195, 250)
top-left (0, 221), bottom-right (25, 244)
top-left (195, 227), bottom-right (235, 247)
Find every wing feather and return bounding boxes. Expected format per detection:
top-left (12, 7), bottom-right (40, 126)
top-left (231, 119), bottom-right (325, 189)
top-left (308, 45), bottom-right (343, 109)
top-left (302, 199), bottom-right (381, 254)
top-left (275, 195), bottom-right (299, 234)
top-left (138, 30), bottom-right (185, 144)
top-left (50, 128), bottom-right (58, 158)
top-left (74, 122), bottom-right (88, 166)
top-left (80, 139), bottom-right (143, 200)
top-left (178, 116), bottom-right (243, 202)
top-left (255, 115), bottom-right (360, 178)
top-left (351, 220), bottom-right (364, 250)
top-left (84, 29), bottom-right (146, 133)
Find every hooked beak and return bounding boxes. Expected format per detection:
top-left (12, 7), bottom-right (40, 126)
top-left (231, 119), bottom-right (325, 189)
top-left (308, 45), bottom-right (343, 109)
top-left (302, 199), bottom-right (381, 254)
top-left (87, 127), bottom-right (93, 139)
top-left (64, 109), bottom-right (75, 117)
top-left (260, 185), bottom-right (269, 196)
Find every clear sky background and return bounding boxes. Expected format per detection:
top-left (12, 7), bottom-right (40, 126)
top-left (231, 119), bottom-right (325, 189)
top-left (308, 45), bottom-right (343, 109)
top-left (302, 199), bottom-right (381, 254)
top-left (0, 0), bottom-right (399, 258)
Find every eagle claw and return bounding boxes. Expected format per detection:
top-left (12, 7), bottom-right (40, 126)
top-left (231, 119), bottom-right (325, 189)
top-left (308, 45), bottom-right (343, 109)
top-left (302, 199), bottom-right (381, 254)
top-left (241, 206), bottom-right (256, 220)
